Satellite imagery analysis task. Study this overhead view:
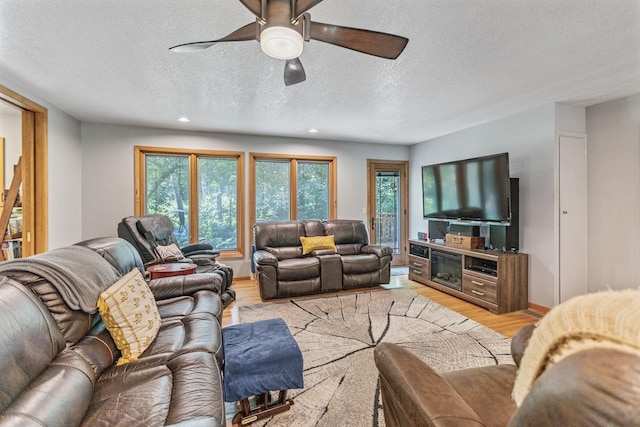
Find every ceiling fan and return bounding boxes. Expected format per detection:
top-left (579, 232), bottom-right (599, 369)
top-left (169, 0), bottom-right (409, 86)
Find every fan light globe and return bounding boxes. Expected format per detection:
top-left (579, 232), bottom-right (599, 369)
top-left (260, 26), bottom-right (304, 60)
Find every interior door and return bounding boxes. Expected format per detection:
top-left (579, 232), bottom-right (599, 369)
top-left (558, 132), bottom-right (588, 303)
top-left (0, 85), bottom-right (48, 256)
top-left (367, 160), bottom-right (408, 266)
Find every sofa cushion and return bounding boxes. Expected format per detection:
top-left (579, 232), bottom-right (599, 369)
top-left (302, 219), bottom-right (325, 237)
top-left (83, 351), bottom-right (224, 426)
top-left (144, 312), bottom-right (223, 359)
top-left (97, 268), bottom-right (161, 365)
top-left (300, 235), bottom-right (336, 255)
top-left (324, 220), bottom-right (369, 256)
top-left (155, 290), bottom-right (222, 322)
top-left (277, 257), bottom-right (320, 281)
top-left (0, 277), bottom-right (95, 426)
top-left (0, 277), bottom-right (67, 411)
top-left (254, 220), bottom-right (305, 260)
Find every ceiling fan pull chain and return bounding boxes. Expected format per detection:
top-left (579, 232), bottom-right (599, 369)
top-left (302, 13), bottom-right (311, 41)
top-left (260, 0), bottom-right (268, 23)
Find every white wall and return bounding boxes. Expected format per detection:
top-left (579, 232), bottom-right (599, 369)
top-left (80, 123), bottom-right (410, 276)
top-left (0, 78), bottom-right (83, 249)
top-left (47, 107), bottom-right (83, 247)
top-left (409, 103), bottom-right (579, 308)
top-left (586, 94), bottom-right (640, 292)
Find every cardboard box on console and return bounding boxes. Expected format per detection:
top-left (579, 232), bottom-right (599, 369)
top-left (445, 233), bottom-right (485, 249)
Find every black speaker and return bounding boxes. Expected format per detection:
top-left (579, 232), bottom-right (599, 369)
top-left (428, 220), bottom-right (449, 242)
top-left (490, 178), bottom-right (519, 251)
top-left (449, 223), bottom-right (480, 237)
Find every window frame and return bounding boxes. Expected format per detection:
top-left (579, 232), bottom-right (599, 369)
top-left (249, 152), bottom-right (337, 230)
top-left (134, 146), bottom-right (245, 259)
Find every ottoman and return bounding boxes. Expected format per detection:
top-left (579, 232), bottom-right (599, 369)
top-left (222, 318), bottom-right (304, 426)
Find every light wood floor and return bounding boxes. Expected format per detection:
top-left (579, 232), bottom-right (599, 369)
top-left (222, 274), bottom-right (541, 338)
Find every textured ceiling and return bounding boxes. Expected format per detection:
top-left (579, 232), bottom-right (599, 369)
top-left (0, 0), bottom-right (639, 144)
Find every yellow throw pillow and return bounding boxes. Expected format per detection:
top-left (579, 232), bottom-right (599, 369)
top-left (97, 268), bottom-right (161, 365)
top-left (300, 235), bottom-right (337, 255)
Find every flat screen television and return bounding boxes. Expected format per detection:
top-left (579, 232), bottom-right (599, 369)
top-left (422, 152), bottom-right (511, 224)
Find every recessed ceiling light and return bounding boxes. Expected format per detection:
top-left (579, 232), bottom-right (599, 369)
top-left (177, 117), bottom-right (190, 123)
top-left (308, 128), bottom-right (319, 134)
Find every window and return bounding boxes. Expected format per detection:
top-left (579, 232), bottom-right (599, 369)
top-left (135, 147), bottom-right (244, 258)
top-left (250, 153), bottom-right (337, 226)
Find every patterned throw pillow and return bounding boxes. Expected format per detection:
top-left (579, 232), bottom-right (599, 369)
top-left (300, 235), bottom-right (337, 255)
top-left (97, 268), bottom-right (161, 365)
top-left (155, 243), bottom-right (184, 261)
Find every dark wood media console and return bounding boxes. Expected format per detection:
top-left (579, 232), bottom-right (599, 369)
top-left (408, 239), bottom-right (528, 314)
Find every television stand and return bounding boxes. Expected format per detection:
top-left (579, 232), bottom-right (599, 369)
top-left (408, 239), bottom-right (528, 314)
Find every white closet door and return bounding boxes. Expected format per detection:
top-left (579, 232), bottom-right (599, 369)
top-left (558, 132), bottom-right (588, 303)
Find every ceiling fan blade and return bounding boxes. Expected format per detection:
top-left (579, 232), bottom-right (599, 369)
top-left (169, 22), bottom-right (257, 52)
top-left (294, 0), bottom-right (324, 18)
top-left (238, 0), bottom-right (261, 18)
top-left (309, 21), bottom-right (408, 59)
top-left (284, 57), bottom-right (306, 86)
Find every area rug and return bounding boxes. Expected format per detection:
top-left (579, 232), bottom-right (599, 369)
top-left (390, 266), bottom-right (409, 276)
top-left (236, 288), bottom-right (513, 427)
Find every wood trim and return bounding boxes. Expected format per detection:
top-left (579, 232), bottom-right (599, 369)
top-left (189, 153), bottom-right (199, 243)
top-left (34, 109), bottom-right (48, 254)
top-left (528, 302), bottom-right (551, 315)
top-left (366, 159), bottom-right (409, 265)
top-left (21, 112), bottom-right (35, 256)
top-left (290, 159), bottom-right (297, 219)
top-left (248, 152), bottom-right (338, 246)
top-left (0, 138), bottom-right (4, 204)
top-left (133, 146), bottom-right (144, 214)
top-left (0, 84), bottom-right (48, 256)
top-left (133, 145), bottom-right (245, 259)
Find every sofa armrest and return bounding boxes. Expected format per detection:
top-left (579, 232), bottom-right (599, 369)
top-left (511, 323), bottom-right (536, 367)
top-left (148, 273), bottom-right (223, 300)
top-left (181, 243), bottom-right (214, 252)
top-left (253, 249), bottom-right (278, 266)
top-left (374, 342), bottom-right (484, 427)
top-left (361, 244), bottom-right (393, 258)
top-left (182, 244), bottom-right (220, 259)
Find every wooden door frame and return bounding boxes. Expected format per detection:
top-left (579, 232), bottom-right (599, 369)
top-left (366, 159), bottom-right (409, 266)
top-left (0, 84), bottom-right (48, 256)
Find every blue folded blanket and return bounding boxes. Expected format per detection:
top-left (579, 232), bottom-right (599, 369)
top-left (222, 318), bottom-right (304, 402)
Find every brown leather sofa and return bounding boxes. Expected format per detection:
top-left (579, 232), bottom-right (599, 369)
top-left (375, 321), bottom-right (640, 427)
top-left (253, 219), bottom-right (393, 300)
top-left (0, 237), bottom-right (226, 426)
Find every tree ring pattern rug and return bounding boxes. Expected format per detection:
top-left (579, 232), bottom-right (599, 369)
top-left (236, 288), bottom-right (513, 427)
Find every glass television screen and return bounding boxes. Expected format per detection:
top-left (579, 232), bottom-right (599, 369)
top-left (422, 153), bottom-right (511, 224)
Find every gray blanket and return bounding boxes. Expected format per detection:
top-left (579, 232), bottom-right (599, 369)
top-left (0, 246), bottom-right (120, 314)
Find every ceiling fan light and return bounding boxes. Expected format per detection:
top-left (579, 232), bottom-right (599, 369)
top-left (260, 26), bottom-right (304, 60)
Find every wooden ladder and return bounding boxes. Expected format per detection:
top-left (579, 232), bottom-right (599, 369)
top-left (0, 157), bottom-right (22, 262)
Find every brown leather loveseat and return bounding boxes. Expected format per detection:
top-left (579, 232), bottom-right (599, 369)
top-left (0, 236), bottom-right (226, 426)
top-left (253, 219), bottom-right (393, 300)
top-left (374, 289), bottom-right (640, 427)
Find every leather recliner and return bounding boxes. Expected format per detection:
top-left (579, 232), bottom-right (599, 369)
top-left (118, 214), bottom-right (235, 306)
top-left (374, 321), bottom-right (640, 427)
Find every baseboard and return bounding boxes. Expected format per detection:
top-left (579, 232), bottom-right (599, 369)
top-left (528, 302), bottom-right (550, 315)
